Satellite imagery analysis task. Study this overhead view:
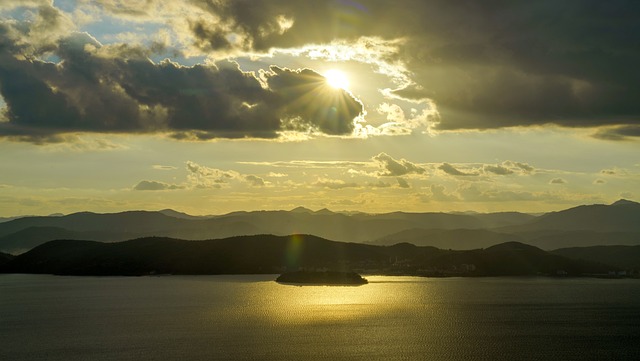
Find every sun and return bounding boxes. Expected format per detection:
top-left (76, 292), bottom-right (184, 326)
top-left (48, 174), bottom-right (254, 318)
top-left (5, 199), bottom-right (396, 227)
top-left (324, 69), bottom-right (349, 90)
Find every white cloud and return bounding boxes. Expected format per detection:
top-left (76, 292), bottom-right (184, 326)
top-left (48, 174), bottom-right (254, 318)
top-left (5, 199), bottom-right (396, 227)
top-left (185, 161), bottom-right (265, 188)
top-left (314, 177), bottom-right (359, 189)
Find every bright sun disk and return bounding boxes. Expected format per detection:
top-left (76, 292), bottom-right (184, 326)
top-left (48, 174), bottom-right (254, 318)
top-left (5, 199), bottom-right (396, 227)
top-left (324, 69), bottom-right (349, 90)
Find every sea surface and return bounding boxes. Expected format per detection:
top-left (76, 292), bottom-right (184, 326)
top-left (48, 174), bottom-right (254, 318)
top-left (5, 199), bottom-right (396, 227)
top-left (1, 274), bottom-right (639, 360)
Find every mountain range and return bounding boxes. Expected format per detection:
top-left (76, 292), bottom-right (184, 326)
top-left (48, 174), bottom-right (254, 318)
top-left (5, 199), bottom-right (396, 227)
top-left (0, 200), bottom-right (638, 255)
top-left (0, 235), bottom-right (619, 277)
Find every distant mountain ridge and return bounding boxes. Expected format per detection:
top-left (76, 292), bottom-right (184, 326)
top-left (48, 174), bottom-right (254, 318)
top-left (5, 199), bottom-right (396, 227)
top-left (0, 200), bottom-right (638, 254)
top-left (500, 199), bottom-right (640, 233)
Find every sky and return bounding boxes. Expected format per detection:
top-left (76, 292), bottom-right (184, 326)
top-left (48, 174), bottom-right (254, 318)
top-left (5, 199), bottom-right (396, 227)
top-left (0, 0), bottom-right (638, 216)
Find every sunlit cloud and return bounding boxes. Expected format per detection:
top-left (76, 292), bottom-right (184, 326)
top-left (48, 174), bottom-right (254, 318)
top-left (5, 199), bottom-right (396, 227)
top-left (152, 165), bottom-right (178, 170)
top-left (133, 180), bottom-right (184, 191)
top-left (313, 177), bottom-right (359, 190)
top-left (237, 160), bottom-right (368, 169)
top-left (372, 152), bottom-right (426, 177)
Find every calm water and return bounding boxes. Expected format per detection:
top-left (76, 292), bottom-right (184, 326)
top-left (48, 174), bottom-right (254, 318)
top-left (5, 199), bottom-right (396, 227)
top-left (1, 274), bottom-right (639, 360)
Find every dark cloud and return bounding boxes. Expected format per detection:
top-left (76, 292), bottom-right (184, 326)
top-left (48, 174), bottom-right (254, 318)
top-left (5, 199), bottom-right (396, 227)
top-left (483, 164), bottom-right (514, 175)
top-left (244, 175), bottom-right (265, 187)
top-left (177, 0), bottom-right (640, 133)
top-left (133, 180), bottom-right (183, 191)
top-left (503, 161), bottom-right (535, 174)
top-left (4, 1), bottom-right (639, 140)
top-left (592, 125), bottom-right (640, 141)
top-left (372, 153), bottom-right (425, 177)
top-left (438, 163), bottom-right (477, 177)
top-left (396, 178), bottom-right (410, 189)
top-left (0, 13), bottom-right (363, 143)
top-left (185, 0), bottom-right (373, 52)
top-left (387, 1), bottom-right (640, 132)
top-left (549, 178), bottom-right (567, 185)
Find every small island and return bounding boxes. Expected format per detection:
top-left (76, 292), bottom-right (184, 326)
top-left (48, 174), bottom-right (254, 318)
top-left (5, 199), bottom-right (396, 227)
top-left (276, 271), bottom-right (368, 285)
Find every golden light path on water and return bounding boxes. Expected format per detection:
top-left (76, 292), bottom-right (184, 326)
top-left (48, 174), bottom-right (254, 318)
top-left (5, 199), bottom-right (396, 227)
top-left (217, 276), bottom-right (434, 326)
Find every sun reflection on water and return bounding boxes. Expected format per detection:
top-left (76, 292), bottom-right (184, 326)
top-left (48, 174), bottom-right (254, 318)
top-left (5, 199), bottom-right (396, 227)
top-left (252, 276), bottom-right (429, 325)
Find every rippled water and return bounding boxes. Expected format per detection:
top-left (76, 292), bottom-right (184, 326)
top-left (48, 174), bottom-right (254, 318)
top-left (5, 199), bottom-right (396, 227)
top-left (1, 274), bottom-right (639, 360)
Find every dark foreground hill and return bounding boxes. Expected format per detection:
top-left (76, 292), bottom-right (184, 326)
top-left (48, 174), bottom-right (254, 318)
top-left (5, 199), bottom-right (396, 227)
top-left (0, 235), bottom-right (616, 277)
top-left (370, 228), bottom-right (523, 249)
top-left (372, 228), bottom-right (640, 250)
top-left (552, 245), bottom-right (640, 270)
top-left (0, 251), bottom-right (13, 267)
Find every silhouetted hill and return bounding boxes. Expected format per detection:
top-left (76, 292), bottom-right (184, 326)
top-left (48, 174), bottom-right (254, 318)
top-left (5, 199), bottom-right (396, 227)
top-left (0, 208), bottom-right (531, 251)
top-left (611, 199), bottom-right (638, 207)
top-left (0, 236), bottom-right (613, 277)
top-left (0, 226), bottom-right (133, 254)
top-left (158, 209), bottom-right (213, 220)
top-left (0, 211), bottom-right (190, 238)
top-left (314, 208), bottom-right (334, 215)
top-left (477, 242), bottom-right (598, 275)
top-left (0, 216), bottom-right (33, 223)
top-left (418, 241), bottom-right (612, 276)
top-left (0, 213), bottom-right (265, 253)
top-left (470, 212), bottom-right (537, 227)
top-left (519, 231), bottom-right (640, 250)
top-left (1, 235), bottom-right (383, 275)
top-left (373, 228), bottom-right (640, 251)
top-left (1, 200), bottom-right (638, 254)
top-left (551, 245), bottom-right (640, 270)
top-left (0, 251), bottom-right (13, 267)
top-left (502, 200), bottom-right (640, 233)
top-left (370, 228), bottom-right (522, 249)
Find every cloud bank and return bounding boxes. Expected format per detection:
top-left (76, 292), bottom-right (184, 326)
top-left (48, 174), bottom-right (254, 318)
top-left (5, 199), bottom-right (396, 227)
top-left (1, 1), bottom-right (638, 143)
top-left (0, 6), bottom-right (363, 142)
